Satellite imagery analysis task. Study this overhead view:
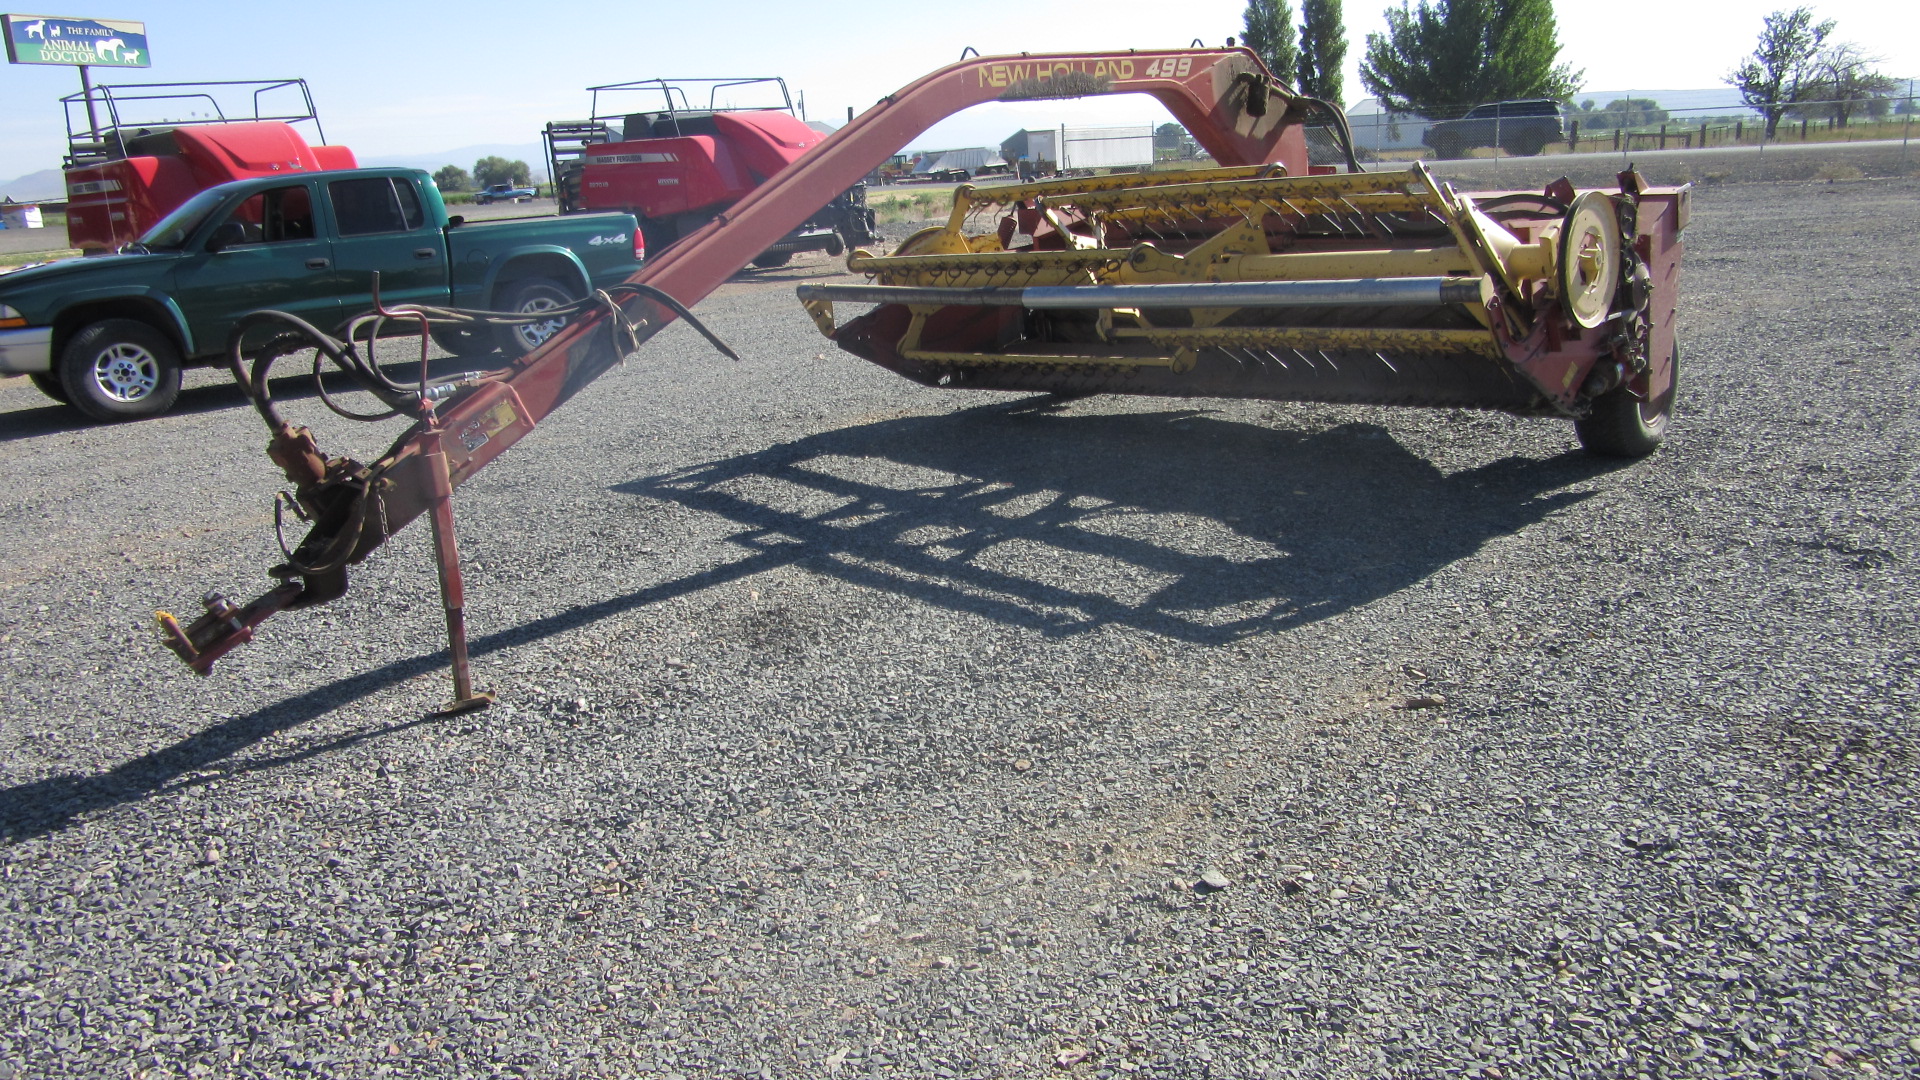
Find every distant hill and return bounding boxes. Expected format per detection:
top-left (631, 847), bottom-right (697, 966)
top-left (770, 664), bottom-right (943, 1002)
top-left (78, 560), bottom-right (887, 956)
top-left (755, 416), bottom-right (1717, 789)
top-left (0, 169), bottom-right (64, 202)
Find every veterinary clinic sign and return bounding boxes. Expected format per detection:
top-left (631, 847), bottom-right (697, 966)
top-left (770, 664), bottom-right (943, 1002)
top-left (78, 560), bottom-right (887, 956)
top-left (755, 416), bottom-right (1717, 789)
top-left (3, 13), bottom-right (149, 67)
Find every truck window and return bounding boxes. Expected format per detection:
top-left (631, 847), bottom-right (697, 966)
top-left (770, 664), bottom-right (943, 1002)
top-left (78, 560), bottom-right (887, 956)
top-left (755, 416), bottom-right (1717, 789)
top-left (329, 177), bottom-right (426, 236)
top-left (215, 186), bottom-right (318, 246)
top-left (139, 187), bottom-right (229, 250)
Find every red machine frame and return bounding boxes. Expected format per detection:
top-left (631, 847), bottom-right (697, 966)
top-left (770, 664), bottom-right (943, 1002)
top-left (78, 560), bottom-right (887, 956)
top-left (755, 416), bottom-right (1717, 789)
top-left (156, 48), bottom-right (1680, 712)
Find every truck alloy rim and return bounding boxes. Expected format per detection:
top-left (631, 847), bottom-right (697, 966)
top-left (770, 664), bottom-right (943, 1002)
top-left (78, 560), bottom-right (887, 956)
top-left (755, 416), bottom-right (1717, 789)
top-left (516, 298), bottom-right (567, 348)
top-left (90, 342), bottom-right (162, 402)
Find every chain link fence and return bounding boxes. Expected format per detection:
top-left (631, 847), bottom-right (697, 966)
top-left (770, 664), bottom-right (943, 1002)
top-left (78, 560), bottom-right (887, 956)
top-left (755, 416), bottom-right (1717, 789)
top-left (1335, 88), bottom-right (1920, 184)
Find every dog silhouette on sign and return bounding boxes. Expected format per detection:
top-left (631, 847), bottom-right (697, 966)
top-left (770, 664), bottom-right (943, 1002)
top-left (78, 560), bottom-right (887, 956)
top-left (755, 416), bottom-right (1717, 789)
top-left (22, 20), bottom-right (46, 39)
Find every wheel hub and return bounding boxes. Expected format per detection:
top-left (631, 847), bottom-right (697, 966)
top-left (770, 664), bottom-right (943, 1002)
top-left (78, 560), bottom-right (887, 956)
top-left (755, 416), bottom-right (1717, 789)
top-left (92, 344), bottom-right (160, 402)
top-left (1557, 191), bottom-right (1622, 330)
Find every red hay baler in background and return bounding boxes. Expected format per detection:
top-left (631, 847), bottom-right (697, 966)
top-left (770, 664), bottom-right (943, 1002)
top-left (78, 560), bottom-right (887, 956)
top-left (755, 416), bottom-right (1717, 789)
top-left (543, 77), bottom-right (878, 268)
top-left (59, 79), bottom-right (356, 254)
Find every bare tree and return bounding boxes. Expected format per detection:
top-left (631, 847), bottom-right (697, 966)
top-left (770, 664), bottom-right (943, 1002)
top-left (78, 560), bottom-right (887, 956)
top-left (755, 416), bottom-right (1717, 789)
top-left (1727, 7), bottom-right (1833, 138)
top-left (1809, 42), bottom-right (1897, 124)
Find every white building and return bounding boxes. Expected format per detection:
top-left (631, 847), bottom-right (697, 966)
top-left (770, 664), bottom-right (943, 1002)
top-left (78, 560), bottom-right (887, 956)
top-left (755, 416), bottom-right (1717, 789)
top-left (1344, 98), bottom-right (1431, 153)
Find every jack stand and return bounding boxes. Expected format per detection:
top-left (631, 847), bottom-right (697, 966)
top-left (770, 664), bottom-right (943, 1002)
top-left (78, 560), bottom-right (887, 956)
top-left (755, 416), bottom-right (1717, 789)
top-left (423, 435), bottom-right (494, 716)
top-left (368, 281), bottom-right (494, 717)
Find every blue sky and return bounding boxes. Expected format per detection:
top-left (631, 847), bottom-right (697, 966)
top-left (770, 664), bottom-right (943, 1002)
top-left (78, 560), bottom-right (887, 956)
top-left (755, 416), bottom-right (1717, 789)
top-left (3, 0), bottom-right (1915, 182)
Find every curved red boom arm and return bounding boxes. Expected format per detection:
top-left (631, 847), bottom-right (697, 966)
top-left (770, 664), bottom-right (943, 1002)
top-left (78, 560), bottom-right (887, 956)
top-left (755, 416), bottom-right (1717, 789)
top-left (159, 48), bottom-right (1300, 693)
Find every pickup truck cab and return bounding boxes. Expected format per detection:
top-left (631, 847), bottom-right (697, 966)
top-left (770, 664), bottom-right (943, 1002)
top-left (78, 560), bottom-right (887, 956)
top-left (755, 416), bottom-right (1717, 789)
top-left (474, 183), bottom-right (538, 205)
top-left (0, 168), bottom-right (642, 421)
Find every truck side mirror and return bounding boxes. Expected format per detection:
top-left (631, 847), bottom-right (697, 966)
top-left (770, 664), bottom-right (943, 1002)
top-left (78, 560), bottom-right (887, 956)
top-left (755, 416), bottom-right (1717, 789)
top-left (205, 222), bottom-right (248, 253)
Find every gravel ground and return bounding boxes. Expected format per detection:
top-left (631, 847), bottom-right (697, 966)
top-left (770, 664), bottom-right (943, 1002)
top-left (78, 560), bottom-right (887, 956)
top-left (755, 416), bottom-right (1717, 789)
top-left (0, 177), bottom-right (1916, 1079)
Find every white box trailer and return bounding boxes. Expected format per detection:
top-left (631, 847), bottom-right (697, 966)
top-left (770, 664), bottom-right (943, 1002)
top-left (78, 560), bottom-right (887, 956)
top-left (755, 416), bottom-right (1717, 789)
top-left (1002, 125), bottom-right (1155, 173)
top-left (1060, 124), bottom-right (1154, 170)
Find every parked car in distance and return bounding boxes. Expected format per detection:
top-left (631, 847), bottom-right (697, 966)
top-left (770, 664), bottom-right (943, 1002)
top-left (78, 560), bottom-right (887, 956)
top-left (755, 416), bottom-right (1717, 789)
top-left (0, 167), bottom-right (643, 421)
top-left (1424, 100), bottom-right (1566, 159)
top-left (474, 182), bottom-right (538, 204)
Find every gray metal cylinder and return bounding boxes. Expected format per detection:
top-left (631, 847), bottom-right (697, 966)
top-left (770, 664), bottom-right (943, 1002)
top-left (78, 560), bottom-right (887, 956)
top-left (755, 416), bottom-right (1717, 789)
top-left (796, 276), bottom-right (1484, 309)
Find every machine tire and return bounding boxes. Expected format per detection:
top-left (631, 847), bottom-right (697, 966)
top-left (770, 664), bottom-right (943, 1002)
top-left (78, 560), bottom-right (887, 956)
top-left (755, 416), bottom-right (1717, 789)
top-left (59, 318), bottom-right (183, 422)
top-left (1425, 134), bottom-right (1457, 160)
top-left (494, 277), bottom-right (579, 358)
top-left (639, 217), bottom-right (678, 260)
top-left (28, 372), bottom-right (70, 403)
top-left (751, 251), bottom-right (793, 269)
top-left (429, 325), bottom-right (497, 358)
top-left (1577, 345), bottom-right (1678, 458)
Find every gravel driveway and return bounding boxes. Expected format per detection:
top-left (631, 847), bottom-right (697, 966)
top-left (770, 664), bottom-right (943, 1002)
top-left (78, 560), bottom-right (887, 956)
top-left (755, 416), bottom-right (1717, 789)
top-left (0, 177), bottom-right (1915, 1079)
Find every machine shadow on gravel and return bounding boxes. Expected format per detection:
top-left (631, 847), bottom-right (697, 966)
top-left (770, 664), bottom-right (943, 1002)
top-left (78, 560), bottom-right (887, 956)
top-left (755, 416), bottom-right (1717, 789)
top-left (619, 400), bottom-right (1623, 645)
top-left (0, 401), bottom-right (1623, 842)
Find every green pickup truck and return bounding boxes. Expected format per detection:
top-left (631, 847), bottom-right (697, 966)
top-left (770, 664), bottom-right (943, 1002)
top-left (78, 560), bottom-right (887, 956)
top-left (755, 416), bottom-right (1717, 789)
top-left (0, 167), bottom-right (644, 421)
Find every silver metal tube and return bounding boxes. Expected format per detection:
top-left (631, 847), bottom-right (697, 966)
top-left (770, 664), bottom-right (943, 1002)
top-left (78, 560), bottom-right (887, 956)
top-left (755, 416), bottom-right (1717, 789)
top-left (796, 276), bottom-right (1483, 309)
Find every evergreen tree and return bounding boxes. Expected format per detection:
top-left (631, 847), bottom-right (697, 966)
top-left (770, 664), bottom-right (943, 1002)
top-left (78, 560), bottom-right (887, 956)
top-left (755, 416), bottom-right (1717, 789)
top-left (1298, 0), bottom-right (1348, 104)
top-left (1359, 0), bottom-right (1580, 117)
top-left (1243, 0), bottom-right (1299, 85)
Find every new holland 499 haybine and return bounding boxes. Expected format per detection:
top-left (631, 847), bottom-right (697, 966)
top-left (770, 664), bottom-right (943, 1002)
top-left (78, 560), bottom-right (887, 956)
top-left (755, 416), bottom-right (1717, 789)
top-left (158, 48), bottom-right (1687, 709)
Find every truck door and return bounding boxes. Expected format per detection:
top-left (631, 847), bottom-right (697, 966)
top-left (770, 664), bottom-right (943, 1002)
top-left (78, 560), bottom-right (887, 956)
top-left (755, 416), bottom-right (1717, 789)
top-left (325, 176), bottom-right (449, 317)
top-left (168, 181), bottom-right (340, 354)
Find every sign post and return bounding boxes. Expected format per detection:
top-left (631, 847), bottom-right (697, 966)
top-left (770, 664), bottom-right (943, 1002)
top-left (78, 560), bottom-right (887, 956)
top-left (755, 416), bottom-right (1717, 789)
top-left (3, 14), bottom-right (152, 140)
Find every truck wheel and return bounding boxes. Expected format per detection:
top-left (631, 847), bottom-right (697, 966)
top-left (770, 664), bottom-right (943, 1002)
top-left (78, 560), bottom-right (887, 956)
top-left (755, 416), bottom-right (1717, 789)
top-left (495, 277), bottom-right (578, 357)
top-left (59, 318), bottom-right (183, 422)
top-left (1576, 345), bottom-right (1678, 458)
top-left (28, 372), bottom-right (70, 403)
top-left (751, 251), bottom-right (793, 269)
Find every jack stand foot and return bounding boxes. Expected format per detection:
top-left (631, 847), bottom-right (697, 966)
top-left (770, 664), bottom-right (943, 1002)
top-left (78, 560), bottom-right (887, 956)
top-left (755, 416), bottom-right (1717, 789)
top-left (434, 691), bottom-right (496, 718)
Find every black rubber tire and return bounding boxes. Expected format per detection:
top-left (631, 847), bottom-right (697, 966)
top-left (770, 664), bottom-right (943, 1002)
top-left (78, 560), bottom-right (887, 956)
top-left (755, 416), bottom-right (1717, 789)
top-left (429, 325), bottom-right (497, 358)
top-left (1504, 134), bottom-right (1549, 157)
top-left (1577, 345), bottom-right (1679, 458)
top-left (59, 318), bottom-right (183, 422)
top-left (28, 371), bottom-right (69, 403)
top-left (750, 251), bottom-right (793, 269)
top-left (494, 276), bottom-right (578, 358)
top-left (1426, 134), bottom-right (1456, 160)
